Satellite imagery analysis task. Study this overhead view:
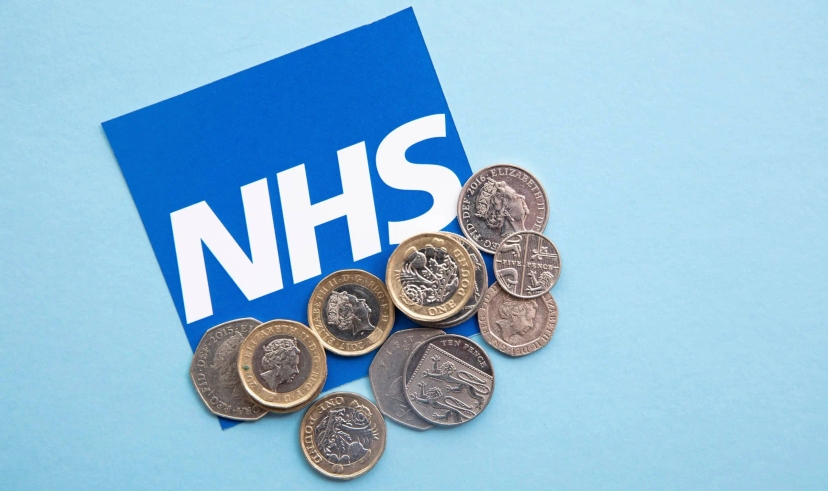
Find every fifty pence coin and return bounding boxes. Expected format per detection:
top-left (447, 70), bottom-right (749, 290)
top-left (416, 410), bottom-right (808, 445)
top-left (308, 269), bottom-right (394, 356)
top-left (386, 233), bottom-right (475, 323)
top-left (368, 328), bottom-right (445, 430)
top-left (478, 283), bottom-right (558, 356)
top-left (494, 231), bottom-right (561, 298)
top-left (458, 163), bottom-right (549, 254)
top-left (421, 232), bottom-right (488, 328)
top-left (300, 392), bottom-right (387, 480)
top-left (237, 320), bottom-right (327, 412)
top-left (404, 334), bottom-right (495, 426)
top-left (189, 318), bottom-right (267, 421)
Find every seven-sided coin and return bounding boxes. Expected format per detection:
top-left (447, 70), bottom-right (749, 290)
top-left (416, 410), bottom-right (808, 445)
top-left (237, 320), bottom-right (327, 412)
top-left (386, 233), bottom-right (475, 323)
top-left (300, 392), bottom-right (387, 480)
top-left (458, 163), bottom-right (549, 254)
top-left (404, 334), bottom-right (495, 426)
top-left (189, 318), bottom-right (268, 421)
top-left (420, 232), bottom-right (488, 328)
top-left (494, 231), bottom-right (561, 298)
top-left (478, 283), bottom-right (558, 356)
top-left (369, 328), bottom-right (445, 430)
top-left (308, 269), bottom-right (394, 356)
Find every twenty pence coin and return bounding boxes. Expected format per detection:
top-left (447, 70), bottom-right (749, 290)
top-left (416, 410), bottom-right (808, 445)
top-left (478, 283), bottom-right (557, 356)
top-left (237, 320), bottom-right (327, 411)
top-left (458, 163), bottom-right (549, 254)
top-left (386, 233), bottom-right (475, 323)
top-left (300, 392), bottom-right (387, 480)
top-left (421, 232), bottom-right (488, 328)
top-left (308, 269), bottom-right (394, 356)
top-left (404, 334), bottom-right (495, 426)
top-left (368, 328), bottom-right (445, 430)
top-left (494, 231), bottom-right (561, 298)
top-left (189, 318), bottom-right (267, 421)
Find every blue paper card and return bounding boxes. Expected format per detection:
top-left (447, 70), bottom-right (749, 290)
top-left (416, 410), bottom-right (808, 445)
top-left (102, 8), bottom-right (479, 427)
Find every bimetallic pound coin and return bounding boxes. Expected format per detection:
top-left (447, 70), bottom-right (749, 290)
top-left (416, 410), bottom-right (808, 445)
top-left (478, 283), bottom-right (558, 356)
top-left (308, 269), bottom-right (394, 356)
top-left (368, 328), bottom-right (445, 430)
top-left (494, 231), bottom-right (561, 298)
top-left (189, 318), bottom-right (267, 421)
top-left (300, 392), bottom-right (387, 480)
top-left (422, 232), bottom-right (488, 328)
top-left (237, 320), bottom-right (327, 412)
top-left (386, 233), bottom-right (475, 323)
top-left (458, 163), bottom-right (549, 254)
top-left (404, 334), bottom-right (495, 426)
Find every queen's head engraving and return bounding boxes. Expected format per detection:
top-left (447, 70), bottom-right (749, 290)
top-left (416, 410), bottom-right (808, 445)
top-left (495, 299), bottom-right (538, 343)
top-left (326, 290), bottom-right (375, 336)
top-left (260, 338), bottom-right (300, 392)
top-left (212, 332), bottom-right (245, 392)
top-left (475, 177), bottom-right (530, 236)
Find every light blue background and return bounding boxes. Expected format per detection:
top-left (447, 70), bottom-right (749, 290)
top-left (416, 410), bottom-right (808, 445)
top-left (1, 1), bottom-right (826, 489)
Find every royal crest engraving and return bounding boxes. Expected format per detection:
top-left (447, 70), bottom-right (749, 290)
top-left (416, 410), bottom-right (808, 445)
top-left (315, 400), bottom-right (378, 466)
top-left (400, 245), bottom-right (459, 306)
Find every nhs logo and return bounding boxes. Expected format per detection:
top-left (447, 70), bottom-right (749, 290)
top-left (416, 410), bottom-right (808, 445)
top-left (102, 8), bottom-right (476, 395)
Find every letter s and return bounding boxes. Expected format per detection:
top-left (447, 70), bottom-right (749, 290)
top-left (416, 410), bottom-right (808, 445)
top-left (376, 114), bottom-right (462, 244)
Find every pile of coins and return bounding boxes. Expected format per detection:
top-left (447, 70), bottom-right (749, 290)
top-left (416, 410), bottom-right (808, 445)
top-left (189, 163), bottom-right (560, 479)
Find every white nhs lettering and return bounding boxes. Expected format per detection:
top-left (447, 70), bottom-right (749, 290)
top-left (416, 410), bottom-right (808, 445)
top-left (170, 114), bottom-right (461, 323)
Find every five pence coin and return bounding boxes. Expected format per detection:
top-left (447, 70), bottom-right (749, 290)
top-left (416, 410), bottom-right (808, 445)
top-left (494, 231), bottom-right (561, 298)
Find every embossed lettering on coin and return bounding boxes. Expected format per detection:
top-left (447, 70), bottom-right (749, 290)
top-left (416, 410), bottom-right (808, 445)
top-left (386, 233), bottom-right (474, 323)
top-left (300, 392), bottom-right (387, 480)
top-left (189, 318), bottom-right (267, 421)
top-left (369, 328), bottom-right (445, 430)
top-left (478, 283), bottom-right (557, 356)
top-left (458, 163), bottom-right (549, 254)
top-left (238, 320), bottom-right (327, 412)
top-left (404, 334), bottom-right (495, 426)
top-left (308, 270), bottom-right (394, 356)
top-left (423, 233), bottom-right (488, 328)
top-left (494, 231), bottom-right (561, 298)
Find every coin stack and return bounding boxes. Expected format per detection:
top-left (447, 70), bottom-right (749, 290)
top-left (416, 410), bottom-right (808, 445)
top-left (188, 163), bottom-right (559, 480)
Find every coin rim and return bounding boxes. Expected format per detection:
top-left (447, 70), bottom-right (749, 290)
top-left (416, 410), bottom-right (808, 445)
top-left (307, 269), bottom-right (395, 356)
top-left (493, 230), bottom-right (562, 299)
top-left (457, 163), bottom-right (550, 254)
top-left (385, 233), bottom-right (475, 322)
top-left (299, 391), bottom-right (387, 480)
top-left (478, 283), bottom-right (558, 356)
top-left (402, 334), bottom-right (496, 427)
top-left (368, 327), bottom-right (445, 430)
top-left (189, 317), bottom-right (268, 421)
top-left (236, 319), bottom-right (328, 411)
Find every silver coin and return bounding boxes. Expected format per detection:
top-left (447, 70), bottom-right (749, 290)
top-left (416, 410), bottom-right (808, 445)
top-left (420, 233), bottom-right (487, 328)
top-left (403, 334), bottom-right (495, 426)
top-left (368, 328), bottom-right (445, 430)
top-left (478, 283), bottom-right (557, 356)
top-left (457, 163), bottom-right (549, 254)
top-left (189, 318), bottom-right (267, 421)
top-left (494, 231), bottom-right (561, 298)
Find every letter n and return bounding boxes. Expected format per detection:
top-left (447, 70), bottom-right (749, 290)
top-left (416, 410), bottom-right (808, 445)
top-left (170, 178), bottom-right (283, 323)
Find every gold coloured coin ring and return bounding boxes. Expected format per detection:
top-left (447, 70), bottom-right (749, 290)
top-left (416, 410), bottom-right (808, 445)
top-left (237, 320), bottom-right (327, 411)
top-left (385, 233), bottom-right (475, 323)
top-left (307, 269), bottom-right (395, 356)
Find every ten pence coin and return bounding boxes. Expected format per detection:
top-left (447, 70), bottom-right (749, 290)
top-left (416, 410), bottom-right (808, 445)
top-left (458, 163), bottom-right (549, 254)
top-left (368, 328), bottom-right (445, 430)
top-left (300, 392), bottom-right (387, 480)
top-left (386, 233), bottom-right (475, 323)
top-left (494, 231), bottom-right (561, 299)
top-left (403, 334), bottom-right (495, 426)
top-left (237, 320), bottom-right (327, 412)
top-left (308, 269), bottom-right (394, 356)
top-left (420, 232), bottom-right (488, 329)
top-left (478, 283), bottom-right (558, 356)
top-left (189, 318), bottom-right (267, 421)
